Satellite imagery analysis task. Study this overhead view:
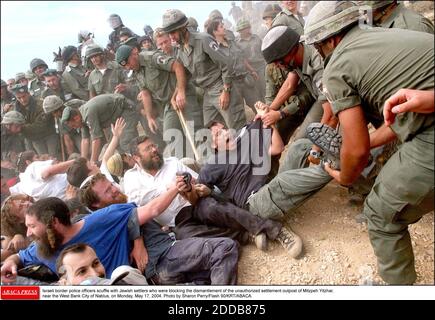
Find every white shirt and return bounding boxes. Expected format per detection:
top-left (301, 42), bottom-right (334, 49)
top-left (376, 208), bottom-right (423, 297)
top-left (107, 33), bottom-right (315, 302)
top-left (124, 157), bottom-right (198, 227)
top-left (10, 160), bottom-right (68, 201)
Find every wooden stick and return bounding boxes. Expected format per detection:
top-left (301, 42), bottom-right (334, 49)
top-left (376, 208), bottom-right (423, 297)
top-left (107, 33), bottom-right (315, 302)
top-left (176, 108), bottom-right (200, 160)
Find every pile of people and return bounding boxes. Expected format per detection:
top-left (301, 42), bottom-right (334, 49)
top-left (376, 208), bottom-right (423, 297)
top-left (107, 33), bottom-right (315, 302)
top-left (1, 1), bottom-right (433, 286)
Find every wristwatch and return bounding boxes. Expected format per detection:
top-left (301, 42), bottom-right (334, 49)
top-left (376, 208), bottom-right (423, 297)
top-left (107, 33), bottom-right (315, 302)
top-left (279, 110), bottom-right (287, 120)
top-left (309, 149), bottom-right (321, 159)
top-left (222, 86), bottom-right (231, 93)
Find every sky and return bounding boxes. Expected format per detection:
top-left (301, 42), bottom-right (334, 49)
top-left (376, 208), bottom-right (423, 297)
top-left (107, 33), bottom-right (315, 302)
top-left (1, 1), bottom-right (242, 80)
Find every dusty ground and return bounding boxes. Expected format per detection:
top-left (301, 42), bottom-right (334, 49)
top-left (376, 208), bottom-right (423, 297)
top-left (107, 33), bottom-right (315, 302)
top-left (239, 0), bottom-right (435, 287)
top-left (238, 181), bottom-right (434, 285)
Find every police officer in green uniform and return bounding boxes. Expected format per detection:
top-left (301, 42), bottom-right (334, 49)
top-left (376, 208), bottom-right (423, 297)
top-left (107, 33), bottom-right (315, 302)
top-left (86, 44), bottom-right (128, 99)
top-left (61, 46), bottom-right (89, 101)
top-left (115, 44), bottom-right (203, 158)
top-left (43, 95), bottom-right (82, 157)
top-left (10, 84), bottom-right (59, 157)
top-left (208, 9), bottom-right (236, 41)
top-left (304, 1), bottom-right (434, 284)
top-left (62, 93), bottom-right (138, 163)
top-left (207, 19), bottom-right (262, 113)
top-left (236, 19), bottom-right (267, 102)
top-left (41, 69), bottom-right (73, 101)
top-left (28, 58), bottom-right (48, 98)
top-left (1, 111), bottom-right (25, 161)
top-left (359, 0), bottom-right (434, 33)
top-left (261, 26), bottom-right (329, 152)
top-left (272, 1), bottom-right (305, 34)
top-left (1, 79), bottom-right (15, 117)
top-left (162, 9), bottom-right (247, 132)
top-left (14, 72), bottom-right (28, 87)
top-left (341, 1), bottom-right (434, 206)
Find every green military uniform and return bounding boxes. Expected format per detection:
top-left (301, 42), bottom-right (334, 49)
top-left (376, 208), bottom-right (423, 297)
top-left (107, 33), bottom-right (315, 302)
top-left (88, 61), bottom-right (126, 96)
top-left (265, 63), bottom-right (315, 145)
top-left (79, 93), bottom-right (138, 153)
top-left (41, 85), bottom-right (73, 101)
top-left (323, 26), bottom-right (434, 284)
top-left (133, 50), bottom-right (203, 157)
top-left (62, 64), bottom-right (89, 101)
top-left (28, 78), bottom-right (45, 98)
top-left (236, 33), bottom-right (266, 101)
top-left (1, 92), bottom-right (15, 117)
top-left (1, 124), bottom-right (25, 160)
top-left (13, 96), bottom-right (59, 156)
top-left (348, 1), bottom-right (434, 199)
top-left (176, 31), bottom-right (246, 131)
top-left (218, 39), bottom-right (262, 111)
top-left (377, 2), bottom-right (434, 33)
top-left (272, 7), bottom-right (305, 35)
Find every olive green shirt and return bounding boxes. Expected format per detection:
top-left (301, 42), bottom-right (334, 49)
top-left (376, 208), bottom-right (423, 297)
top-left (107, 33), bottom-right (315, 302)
top-left (378, 3), bottom-right (434, 34)
top-left (265, 63), bottom-right (313, 115)
top-left (62, 64), bottom-right (89, 101)
top-left (133, 50), bottom-right (176, 104)
top-left (177, 31), bottom-right (233, 88)
top-left (41, 84), bottom-right (73, 102)
top-left (272, 8), bottom-right (305, 35)
top-left (13, 96), bottom-right (56, 140)
top-left (79, 93), bottom-right (127, 140)
top-left (29, 78), bottom-right (45, 98)
top-left (88, 61), bottom-right (126, 96)
top-left (294, 44), bottom-right (326, 102)
top-left (323, 26), bottom-right (434, 142)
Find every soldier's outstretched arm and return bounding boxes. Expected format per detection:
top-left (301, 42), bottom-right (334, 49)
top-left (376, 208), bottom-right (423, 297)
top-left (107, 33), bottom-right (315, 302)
top-left (90, 137), bottom-right (102, 163)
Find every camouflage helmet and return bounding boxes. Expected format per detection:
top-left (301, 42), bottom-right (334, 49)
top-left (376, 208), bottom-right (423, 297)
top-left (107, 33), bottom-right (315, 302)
top-left (263, 4), bottom-right (282, 19)
top-left (187, 17), bottom-right (199, 30)
top-left (15, 72), bottom-right (26, 82)
top-left (43, 95), bottom-right (64, 114)
top-left (357, 1), bottom-right (395, 10)
top-left (64, 99), bottom-right (86, 109)
top-left (162, 9), bottom-right (188, 33)
top-left (1, 111), bottom-right (25, 125)
top-left (30, 58), bottom-right (48, 72)
top-left (209, 9), bottom-right (223, 21)
top-left (85, 44), bottom-right (104, 60)
top-left (303, 1), bottom-right (361, 45)
top-left (1, 79), bottom-right (7, 87)
top-left (236, 19), bottom-right (251, 32)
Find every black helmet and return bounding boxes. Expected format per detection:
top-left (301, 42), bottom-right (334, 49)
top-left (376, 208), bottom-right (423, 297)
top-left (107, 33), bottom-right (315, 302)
top-left (108, 14), bottom-right (123, 29)
top-left (143, 24), bottom-right (154, 37)
top-left (261, 26), bottom-right (300, 64)
top-left (62, 46), bottom-right (78, 64)
top-left (30, 58), bottom-right (48, 72)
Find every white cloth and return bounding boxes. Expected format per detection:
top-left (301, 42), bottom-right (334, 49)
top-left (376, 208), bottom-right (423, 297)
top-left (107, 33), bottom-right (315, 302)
top-left (124, 157), bottom-right (198, 227)
top-left (10, 160), bottom-right (68, 201)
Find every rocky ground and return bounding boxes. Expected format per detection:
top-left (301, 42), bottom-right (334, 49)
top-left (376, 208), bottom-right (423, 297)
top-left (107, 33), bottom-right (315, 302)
top-left (238, 180), bottom-right (434, 285)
